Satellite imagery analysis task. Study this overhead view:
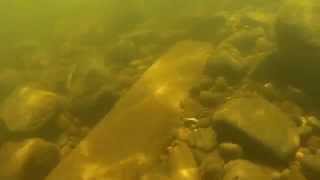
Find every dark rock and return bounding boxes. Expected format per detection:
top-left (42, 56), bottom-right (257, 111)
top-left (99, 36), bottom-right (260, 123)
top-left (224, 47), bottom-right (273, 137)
top-left (205, 49), bottom-right (245, 82)
top-left (200, 151), bottom-right (225, 180)
top-left (198, 90), bottom-right (226, 107)
top-left (275, 1), bottom-right (320, 55)
top-left (0, 138), bottom-right (60, 180)
top-left (0, 86), bottom-right (62, 133)
top-left (223, 27), bottom-right (266, 57)
top-left (223, 160), bottom-right (273, 180)
top-left (213, 96), bottom-right (300, 161)
top-left (197, 117), bottom-right (212, 128)
top-left (187, 128), bottom-right (217, 152)
top-left (69, 84), bottom-right (120, 125)
top-left (298, 125), bottom-right (313, 141)
top-left (251, 1), bottom-right (320, 105)
top-left (239, 12), bottom-right (270, 29)
top-left (218, 143), bottom-right (243, 161)
top-left (279, 169), bottom-right (291, 180)
top-left (277, 101), bottom-right (304, 125)
top-left (191, 148), bottom-right (208, 165)
top-left (212, 76), bottom-right (230, 92)
top-left (255, 82), bottom-right (283, 102)
top-left (300, 153), bottom-right (320, 180)
top-left (306, 136), bottom-right (320, 154)
top-left (105, 39), bottom-right (138, 66)
top-left (306, 116), bottom-right (320, 132)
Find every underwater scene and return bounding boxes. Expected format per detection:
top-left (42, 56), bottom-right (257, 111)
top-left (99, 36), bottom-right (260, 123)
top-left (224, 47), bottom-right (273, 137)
top-left (0, 0), bottom-right (320, 179)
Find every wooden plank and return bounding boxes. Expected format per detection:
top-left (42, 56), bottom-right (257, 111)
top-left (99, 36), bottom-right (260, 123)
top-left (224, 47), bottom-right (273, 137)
top-left (46, 41), bottom-right (212, 180)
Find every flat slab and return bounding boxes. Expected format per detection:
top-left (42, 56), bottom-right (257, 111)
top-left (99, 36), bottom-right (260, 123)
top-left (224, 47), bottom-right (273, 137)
top-left (46, 41), bottom-right (212, 180)
top-left (213, 96), bottom-right (300, 161)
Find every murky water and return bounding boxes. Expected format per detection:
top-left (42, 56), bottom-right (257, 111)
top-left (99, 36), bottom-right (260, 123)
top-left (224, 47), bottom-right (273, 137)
top-left (0, 0), bottom-right (320, 180)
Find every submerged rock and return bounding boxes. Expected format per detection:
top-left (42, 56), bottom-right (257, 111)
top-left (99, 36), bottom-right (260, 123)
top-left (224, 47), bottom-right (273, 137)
top-left (0, 138), bottom-right (60, 180)
top-left (223, 160), bottom-right (273, 180)
top-left (187, 128), bottom-right (217, 152)
top-left (218, 142), bottom-right (243, 161)
top-left (306, 136), bottom-right (320, 153)
top-left (212, 96), bottom-right (300, 161)
top-left (275, 0), bottom-right (320, 55)
top-left (205, 49), bottom-right (245, 82)
top-left (300, 152), bottom-right (320, 180)
top-left (105, 39), bottom-right (138, 66)
top-left (0, 86), bottom-right (62, 133)
top-left (306, 116), bottom-right (320, 132)
top-left (198, 90), bottom-right (226, 107)
top-left (168, 141), bottom-right (200, 180)
top-left (199, 151), bottom-right (225, 180)
top-left (223, 27), bottom-right (267, 57)
top-left (69, 84), bottom-right (120, 125)
top-left (251, 0), bottom-right (320, 105)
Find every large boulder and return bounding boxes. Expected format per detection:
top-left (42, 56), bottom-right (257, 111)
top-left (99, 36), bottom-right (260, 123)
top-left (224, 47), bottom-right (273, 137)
top-left (0, 138), bottom-right (60, 180)
top-left (205, 48), bottom-right (246, 82)
top-left (212, 96), bottom-right (300, 162)
top-left (205, 27), bottom-right (271, 83)
top-left (0, 86), bottom-right (62, 133)
top-left (252, 0), bottom-right (320, 105)
top-left (275, 0), bottom-right (320, 55)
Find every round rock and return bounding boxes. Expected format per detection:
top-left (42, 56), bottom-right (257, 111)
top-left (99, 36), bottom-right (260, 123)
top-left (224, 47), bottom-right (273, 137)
top-left (0, 86), bottom-right (62, 133)
top-left (0, 138), bottom-right (61, 180)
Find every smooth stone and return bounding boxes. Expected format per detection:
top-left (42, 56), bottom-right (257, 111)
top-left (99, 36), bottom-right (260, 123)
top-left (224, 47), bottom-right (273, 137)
top-left (187, 128), bottom-right (217, 152)
top-left (205, 49), bottom-right (245, 82)
top-left (213, 96), bottom-right (300, 161)
top-left (0, 138), bottom-right (60, 180)
top-left (199, 151), bottom-right (225, 180)
top-left (0, 86), bottom-right (62, 133)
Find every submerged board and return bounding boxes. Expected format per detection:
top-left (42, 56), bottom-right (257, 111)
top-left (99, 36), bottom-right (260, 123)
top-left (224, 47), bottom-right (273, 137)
top-left (46, 41), bottom-right (212, 180)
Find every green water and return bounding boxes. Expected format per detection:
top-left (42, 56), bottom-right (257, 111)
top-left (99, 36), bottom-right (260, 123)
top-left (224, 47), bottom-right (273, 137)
top-left (0, 0), bottom-right (320, 180)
